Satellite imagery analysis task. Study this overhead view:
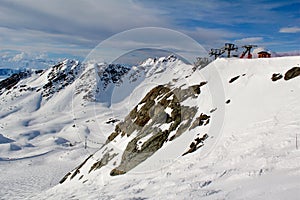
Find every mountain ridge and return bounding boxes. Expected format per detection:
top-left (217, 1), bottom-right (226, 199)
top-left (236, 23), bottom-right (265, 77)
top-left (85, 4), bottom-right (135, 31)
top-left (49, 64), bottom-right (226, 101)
top-left (41, 56), bottom-right (300, 200)
top-left (0, 56), bottom-right (300, 199)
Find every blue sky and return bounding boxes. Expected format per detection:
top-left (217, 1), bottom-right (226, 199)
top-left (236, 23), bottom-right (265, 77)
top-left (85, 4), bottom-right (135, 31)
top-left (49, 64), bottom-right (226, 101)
top-left (0, 0), bottom-right (299, 62)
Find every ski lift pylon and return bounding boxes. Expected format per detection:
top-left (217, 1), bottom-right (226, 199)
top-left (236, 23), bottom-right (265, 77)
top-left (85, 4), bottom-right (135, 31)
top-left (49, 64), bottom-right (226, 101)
top-left (240, 45), bottom-right (257, 59)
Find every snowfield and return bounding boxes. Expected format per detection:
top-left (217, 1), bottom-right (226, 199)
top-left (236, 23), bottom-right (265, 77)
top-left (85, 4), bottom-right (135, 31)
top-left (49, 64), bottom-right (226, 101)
top-left (0, 56), bottom-right (300, 199)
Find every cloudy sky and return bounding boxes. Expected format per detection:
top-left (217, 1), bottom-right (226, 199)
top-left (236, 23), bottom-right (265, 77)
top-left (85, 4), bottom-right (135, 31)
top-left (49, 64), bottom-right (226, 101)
top-left (0, 0), bottom-right (299, 61)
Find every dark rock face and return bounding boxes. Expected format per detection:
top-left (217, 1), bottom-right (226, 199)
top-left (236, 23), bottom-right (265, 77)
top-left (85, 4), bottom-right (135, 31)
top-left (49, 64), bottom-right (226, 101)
top-left (189, 113), bottom-right (210, 130)
top-left (182, 133), bottom-right (209, 156)
top-left (106, 83), bottom-right (205, 175)
top-left (110, 168), bottom-right (126, 176)
top-left (42, 60), bottom-right (81, 98)
top-left (58, 66), bottom-right (211, 181)
top-left (59, 155), bottom-right (93, 184)
top-left (0, 71), bottom-right (31, 94)
top-left (89, 152), bottom-right (118, 173)
top-left (271, 73), bottom-right (283, 81)
top-left (229, 75), bottom-right (240, 83)
top-left (284, 67), bottom-right (300, 81)
top-left (59, 172), bottom-right (71, 184)
top-left (105, 118), bottom-right (120, 124)
top-left (0, 60), bottom-right (84, 100)
top-left (99, 64), bottom-right (131, 89)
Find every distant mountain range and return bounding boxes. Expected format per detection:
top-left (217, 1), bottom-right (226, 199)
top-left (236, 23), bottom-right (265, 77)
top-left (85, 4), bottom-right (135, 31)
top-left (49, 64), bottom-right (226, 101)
top-left (0, 49), bottom-right (83, 70)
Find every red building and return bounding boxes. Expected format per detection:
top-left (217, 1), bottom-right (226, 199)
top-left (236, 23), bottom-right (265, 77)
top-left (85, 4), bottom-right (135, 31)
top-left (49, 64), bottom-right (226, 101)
top-left (258, 51), bottom-right (271, 58)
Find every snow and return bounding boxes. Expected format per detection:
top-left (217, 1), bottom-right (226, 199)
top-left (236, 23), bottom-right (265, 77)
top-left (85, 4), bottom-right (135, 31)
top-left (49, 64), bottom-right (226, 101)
top-left (159, 123), bottom-right (171, 132)
top-left (166, 94), bottom-right (173, 101)
top-left (0, 56), bottom-right (300, 199)
top-left (164, 107), bottom-right (172, 116)
top-left (136, 102), bottom-right (145, 112)
top-left (136, 133), bottom-right (153, 151)
top-left (113, 130), bottom-right (138, 151)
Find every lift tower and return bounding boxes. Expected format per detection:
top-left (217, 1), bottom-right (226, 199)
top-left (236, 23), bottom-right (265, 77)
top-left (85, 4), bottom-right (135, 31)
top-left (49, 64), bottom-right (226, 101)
top-left (209, 48), bottom-right (225, 59)
top-left (240, 45), bottom-right (257, 59)
top-left (224, 43), bottom-right (238, 58)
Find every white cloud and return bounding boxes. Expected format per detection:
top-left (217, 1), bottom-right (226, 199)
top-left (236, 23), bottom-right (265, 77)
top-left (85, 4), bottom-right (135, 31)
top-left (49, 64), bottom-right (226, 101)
top-left (0, 0), bottom-right (298, 58)
top-left (279, 27), bottom-right (300, 33)
top-left (9, 52), bottom-right (26, 62)
top-left (0, 0), bottom-right (241, 59)
top-left (0, 0), bottom-right (169, 54)
top-left (85, 27), bottom-right (208, 64)
top-left (234, 37), bottom-right (264, 45)
top-left (183, 27), bottom-right (241, 49)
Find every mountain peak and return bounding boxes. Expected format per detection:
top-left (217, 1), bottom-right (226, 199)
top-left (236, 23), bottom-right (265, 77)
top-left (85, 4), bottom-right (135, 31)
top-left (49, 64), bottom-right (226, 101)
top-left (140, 54), bottom-right (179, 66)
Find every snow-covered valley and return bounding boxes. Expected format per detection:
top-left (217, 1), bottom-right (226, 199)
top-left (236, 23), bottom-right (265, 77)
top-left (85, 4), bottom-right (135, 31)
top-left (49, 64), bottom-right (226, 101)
top-left (0, 56), bottom-right (300, 199)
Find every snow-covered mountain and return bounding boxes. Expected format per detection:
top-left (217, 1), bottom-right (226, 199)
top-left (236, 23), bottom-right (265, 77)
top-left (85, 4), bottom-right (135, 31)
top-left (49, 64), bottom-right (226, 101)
top-left (0, 68), bottom-right (26, 81)
top-left (0, 68), bottom-right (20, 76)
top-left (0, 55), bottom-right (300, 199)
top-left (0, 55), bottom-right (198, 160)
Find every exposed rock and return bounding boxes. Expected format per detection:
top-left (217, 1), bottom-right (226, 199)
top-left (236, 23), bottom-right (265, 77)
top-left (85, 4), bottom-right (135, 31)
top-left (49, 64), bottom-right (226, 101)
top-left (271, 73), bottom-right (283, 81)
top-left (59, 172), bottom-right (71, 184)
top-left (68, 155), bottom-right (93, 181)
top-left (199, 81), bottom-right (208, 87)
top-left (98, 64), bottom-right (131, 89)
top-left (182, 133), bottom-right (209, 156)
top-left (210, 108), bottom-right (217, 113)
top-left (35, 69), bottom-right (44, 74)
top-left (189, 113), bottom-right (210, 130)
top-left (110, 168), bottom-right (126, 176)
top-left (89, 152), bottom-right (118, 173)
top-left (69, 81), bottom-right (208, 179)
top-left (42, 60), bottom-right (81, 99)
top-left (0, 71), bottom-right (31, 94)
top-left (193, 57), bottom-right (211, 69)
top-left (284, 67), bottom-right (300, 81)
top-left (229, 75), bottom-right (240, 83)
top-left (111, 129), bottom-right (169, 175)
top-left (107, 84), bottom-right (202, 175)
top-left (106, 118), bottom-right (120, 124)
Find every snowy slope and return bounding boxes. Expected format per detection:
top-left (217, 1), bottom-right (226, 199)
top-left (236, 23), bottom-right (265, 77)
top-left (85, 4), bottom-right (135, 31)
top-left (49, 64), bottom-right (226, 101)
top-left (55, 54), bottom-right (214, 184)
top-left (29, 56), bottom-right (300, 200)
top-left (1, 56), bottom-right (300, 199)
top-left (0, 55), bottom-right (204, 199)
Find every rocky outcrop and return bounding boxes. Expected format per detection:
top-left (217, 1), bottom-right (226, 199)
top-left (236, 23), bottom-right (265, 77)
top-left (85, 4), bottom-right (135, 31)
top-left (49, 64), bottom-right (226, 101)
top-left (271, 73), bottom-right (283, 81)
top-left (229, 75), bottom-right (240, 83)
top-left (53, 56), bottom-right (212, 182)
top-left (182, 133), bottom-right (209, 156)
top-left (284, 67), bottom-right (300, 81)
top-left (104, 83), bottom-right (206, 176)
top-left (98, 64), bottom-right (131, 89)
top-left (189, 113), bottom-right (210, 130)
top-left (0, 71), bottom-right (31, 94)
top-left (89, 152), bottom-right (118, 173)
top-left (42, 60), bottom-right (81, 98)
